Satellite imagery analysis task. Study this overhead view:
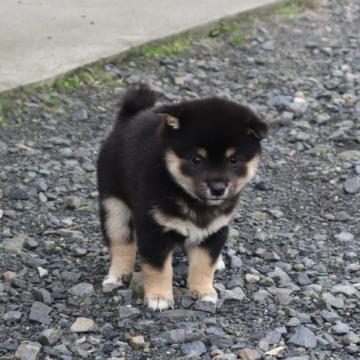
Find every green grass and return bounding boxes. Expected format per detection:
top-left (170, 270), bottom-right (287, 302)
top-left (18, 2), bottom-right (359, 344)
top-left (0, 97), bottom-right (12, 125)
top-left (42, 92), bottom-right (62, 111)
top-left (53, 67), bottom-right (123, 93)
top-left (231, 32), bottom-right (247, 45)
top-left (143, 39), bottom-right (191, 57)
top-left (54, 74), bottom-right (82, 93)
top-left (208, 22), bottom-right (238, 37)
top-left (275, 2), bottom-right (302, 19)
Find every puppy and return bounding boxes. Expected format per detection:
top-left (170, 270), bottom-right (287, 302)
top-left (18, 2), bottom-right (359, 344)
top-left (97, 84), bottom-right (267, 310)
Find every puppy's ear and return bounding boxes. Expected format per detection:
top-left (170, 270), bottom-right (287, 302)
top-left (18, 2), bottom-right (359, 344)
top-left (155, 105), bottom-right (182, 130)
top-left (246, 116), bottom-right (268, 140)
top-left (161, 114), bottom-right (180, 130)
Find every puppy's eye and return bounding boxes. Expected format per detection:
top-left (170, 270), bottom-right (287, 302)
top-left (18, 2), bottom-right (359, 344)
top-left (229, 156), bottom-right (238, 165)
top-left (192, 156), bottom-right (203, 165)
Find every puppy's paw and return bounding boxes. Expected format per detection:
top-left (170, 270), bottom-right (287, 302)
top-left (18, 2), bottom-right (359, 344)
top-left (145, 296), bottom-right (174, 311)
top-left (215, 255), bottom-right (225, 272)
top-left (102, 273), bottom-right (129, 289)
top-left (189, 287), bottom-right (218, 304)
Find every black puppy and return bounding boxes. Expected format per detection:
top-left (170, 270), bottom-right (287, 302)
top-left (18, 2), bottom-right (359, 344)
top-left (97, 84), bottom-right (267, 310)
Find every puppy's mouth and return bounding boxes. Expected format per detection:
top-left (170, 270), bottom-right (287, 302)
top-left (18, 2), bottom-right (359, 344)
top-left (206, 198), bottom-right (226, 206)
top-left (200, 186), bottom-right (230, 206)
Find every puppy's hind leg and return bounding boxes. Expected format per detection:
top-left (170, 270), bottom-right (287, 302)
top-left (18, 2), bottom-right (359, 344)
top-left (101, 197), bottom-right (136, 288)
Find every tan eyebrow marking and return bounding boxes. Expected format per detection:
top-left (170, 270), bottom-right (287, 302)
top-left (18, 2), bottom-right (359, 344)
top-left (197, 148), bottom-right (207, 158)
top-left (225, 147), bottom-right (237, 158)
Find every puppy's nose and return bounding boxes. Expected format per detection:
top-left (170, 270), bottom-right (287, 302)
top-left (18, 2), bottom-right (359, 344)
top-left (208, 182), bottom-right (227, 197)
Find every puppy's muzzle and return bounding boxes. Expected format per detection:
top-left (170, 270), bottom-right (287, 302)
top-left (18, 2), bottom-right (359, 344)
top-left (207, 181), bottom-right (228, 198)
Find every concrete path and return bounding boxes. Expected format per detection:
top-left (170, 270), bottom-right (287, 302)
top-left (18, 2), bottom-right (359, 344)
top-left (0, 0), bottom-right (279, 93)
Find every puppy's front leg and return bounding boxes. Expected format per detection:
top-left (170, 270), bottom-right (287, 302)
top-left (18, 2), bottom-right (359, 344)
top-left (137, 221), bottom-right (183, 311)
top-left (187, 226), bottom-right (228, 303)
top-left (142, 253), bottom-right (173, 311)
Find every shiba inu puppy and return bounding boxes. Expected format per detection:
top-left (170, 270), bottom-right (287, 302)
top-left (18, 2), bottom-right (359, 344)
top-left (97, 84), bottom-right (267, 310)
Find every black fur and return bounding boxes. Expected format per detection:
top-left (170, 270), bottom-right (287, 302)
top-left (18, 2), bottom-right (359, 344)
top-left (97, 84), bottom-right (267, 269)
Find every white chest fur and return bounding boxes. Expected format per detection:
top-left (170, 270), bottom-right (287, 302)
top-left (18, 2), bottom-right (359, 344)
top-left (151, 209), bottom-right (233, 246)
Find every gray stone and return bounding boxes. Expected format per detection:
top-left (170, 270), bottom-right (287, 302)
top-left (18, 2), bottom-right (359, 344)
top-left (7, 185), bottom-right (35, 200)
top-left (334, 232), bottom-right (354, 242)
top-left (25, 238), bottom-right (39, 249)
top-left (33, 288), bottom-right (52, 304)
top-left (252, 289), bottom-right (271, 303)
top-left (287, 317), bottom-right (301, 327)
top-left (344, 177), bottom-right (360, 193)
top-left (38, 192), bottom-right (47, 202)
top-left (346, 344), bottom-right (359, 354)
top-left (156, 309), bottom-right (206, 321)
top-left (237, 348), bottom-right (262, 360)
top-left (342, 331), bottom-right (360, 345)
top-left (158, 328), bottom-right (198, 344)
top-left (3, 310), bottom-right (22, 321)
top-left (65, 196), bottom-right (81, 209)
top-left (38, 328), bottom-right (62, 346)
top-left (206, 327), bottom-right (233, 349)
top-left (268, 267), bottom-right (292, 286)
top-left (333, 322), bottom-right (350, 335)
top-left (52, 344), bottom-right (72, 356)
top-left (230, 255), bottom-right (243, 268)
top-left (289, 98), bottom-right (308, 116)
top-left (338, 150), bottom-right (360, 161)
top-left (72, 108), bottom-right (88, 121)
top-left (129, 335), bottom-right (145, 349)
top-left (268, 209), bottom-right (284, 219)
top-left (331, 284), bottom-right (358, 297)
top-left (322, 292), bottom-right (344, 309)
top-left (288, 326), bottom-right (317, 349)
top-left (245, 273), bottom-right (260, 284)
top-left (29, 301), bottom-right (52, 324)
top-left (264, 329), bottom-right (282, 344)
top-left (256, 248), bottom-right (280, 261)
top-left (262, 40), bottom-right (276, 51)
top-left (268, 287), bottom-right (292, 305)
top-left (69, 282), bottom-right (95, 297)
top-left (220, 287), bottom-right (245, 301)
top-left (267, 95), bottom-right (292, 109)
top-left (320, 309), bottom-right (340, 322)
top-left (0, 233), bottom-right (27, 251)
top-left (346, 263), bottom-right (360, 272)
top-left (181, 341), bottom-right (206, 356)
top-left (118, 305), bottom-right (140, 319)
top-left (295, 273), bottom-right (312, 286)
top-left (15, 341), bottom-right (41, 360)
top-left (34, 179), bottom-right (48, 192)
top-left (226, 276), bottom-right (244, 289)
top-left (214, 354), bottom-right (237, 360)
top-left (194, 299), bottom-right (217, 313)
top-left (82, 162), bottom-right (96, 172)
top-left (117, 289), bottom-right (133, 305)
top-left (315, 113), bottom-right (330, 124)
top-left (70, 317), bottom-right (95, 332)
top-left (336, 211), bottom-right (352, 221)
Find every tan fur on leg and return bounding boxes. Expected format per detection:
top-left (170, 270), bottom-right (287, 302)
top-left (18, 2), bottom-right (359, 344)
top-left (143, 254), bottom-right (173, 311)
top-left (102, 197), bottom-right (136, 287)
top-left (187, 247), bottom-right (217, 303)
top-left (103, 242), bottom-right (137, 286)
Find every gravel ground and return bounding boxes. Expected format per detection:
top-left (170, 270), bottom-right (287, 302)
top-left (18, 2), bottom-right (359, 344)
top-left (1, 0), bottom-right (360, 359)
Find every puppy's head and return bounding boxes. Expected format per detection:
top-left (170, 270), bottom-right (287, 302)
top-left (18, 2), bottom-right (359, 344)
top-left (157, 97), bottom-right (268, 206)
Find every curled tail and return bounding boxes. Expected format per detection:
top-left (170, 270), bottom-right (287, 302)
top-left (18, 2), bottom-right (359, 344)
top-left (118, 84), bottom-right (156, 119)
